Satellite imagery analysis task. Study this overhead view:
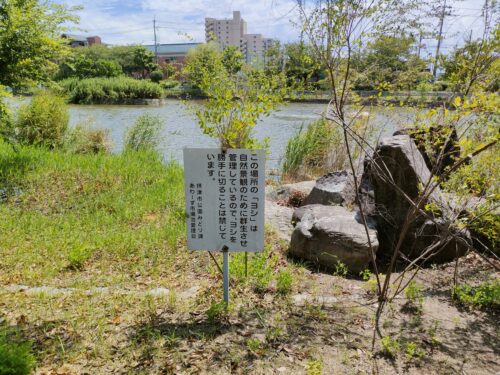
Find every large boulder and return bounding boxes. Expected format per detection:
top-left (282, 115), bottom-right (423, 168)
top-left (302, 171), bottom-right (355, 207)
top-left (265, 199), bottom-right (295, 241)
top-left (266, 180), bottom-right (316, 205)
top-left (362, 135), bottom-right (468, 262)
top-left (289, 205), bottom-right (378, 273)
top-left (393, 125), bottom-right (460, 177)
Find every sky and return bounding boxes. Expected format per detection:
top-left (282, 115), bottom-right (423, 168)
top-left (57, 0), bottom-right (493, 56)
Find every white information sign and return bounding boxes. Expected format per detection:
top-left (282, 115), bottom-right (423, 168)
top-left (183, 148), bottom-right (266, 252)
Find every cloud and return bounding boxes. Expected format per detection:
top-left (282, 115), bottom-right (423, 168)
top-left (55, 0), bottom-right (490, 51)
top-left (57, 0), bottom-right (299, 45)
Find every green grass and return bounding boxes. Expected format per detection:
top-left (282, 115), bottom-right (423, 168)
top-left (0, 140), bottom-right (185, 287)
top-left (59, 77), bottom-right (163, 104)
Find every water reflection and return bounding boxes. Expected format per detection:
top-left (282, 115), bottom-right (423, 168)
top-left (6, 98), bottom-right (410, 170)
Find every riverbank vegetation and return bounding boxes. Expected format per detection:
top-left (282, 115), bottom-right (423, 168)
top-left (59, 77), bottom-right (163, 104)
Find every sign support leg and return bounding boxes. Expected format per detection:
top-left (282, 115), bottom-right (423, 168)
top-left (222, 246), bottom-right (229, 307)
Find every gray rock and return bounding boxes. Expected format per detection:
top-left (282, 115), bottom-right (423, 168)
top-left (393, 125), bottom-right (460, 177)
top-left (363, 135), bottom-right (468, 262)
top-left (289, 205), bottom-right (378, 273)
top-left (292, 204), bottom-right (377, 228)
top-left (266, 181), bottom-right (316, 203)
top-left (302, 171), bottom-right (355, 207)
top-left (265, 199), bottom-right (295, 241)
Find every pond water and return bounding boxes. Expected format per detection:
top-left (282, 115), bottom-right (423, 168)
top-left (6, 98), bottom-right (413, 170)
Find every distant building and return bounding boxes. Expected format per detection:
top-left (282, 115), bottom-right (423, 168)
top-left (144, 43), bottom-right (202, 66)
top-left (205, 11), bottom-right (277, 63)
top-left (61, 34), bottom-right (102, 47)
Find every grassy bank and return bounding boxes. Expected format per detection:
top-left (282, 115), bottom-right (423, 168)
top-left (60, 77), bottom-right (164, 104)
top-left (0, 141), bottom-right (185, 287)
top-left (0, 141), bottom-right (498, 374)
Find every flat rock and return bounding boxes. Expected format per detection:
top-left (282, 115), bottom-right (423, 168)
top-left (289, 205), bottom-right (378, 273)
top-left (266, 181), bottom-right (316, 203)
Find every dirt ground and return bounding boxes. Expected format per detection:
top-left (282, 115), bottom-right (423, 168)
top-left (1, 247), bottom-right (498, 375)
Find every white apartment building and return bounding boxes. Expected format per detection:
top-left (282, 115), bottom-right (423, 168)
top-left (205, 11), bottom-right (277, 63)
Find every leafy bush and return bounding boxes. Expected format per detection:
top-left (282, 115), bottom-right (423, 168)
top-left (333, 261), bottom-right (349, 277)
top-left (404, 281), bottom-right (424, 305)
top-left (231, 245), bottom-right (278, 293)
top-left (15, 92), bottom-right (69, 147)
top-left (404, 341), bottom-right (424, 362)
top-left (64, 125), bottom-right (112, 154)
top-left (381, 336), bottom-right (400, 358)
top-left (281, 118), bottom-right (342, 181)
top-left (124, 114), bottom-right (163, 152)
top-left (0, 98), bottom-right (13, 142)
top-left (149, 70), bottom-right (163, 83)
top-left (60, 77), bottom-right (163, 104)
top-left (0, 327), bottom-right (35, 375)
top-left (57, 56), bottom-right (123, 79)
top-left (161, 80), bottom-right (179, 89)
top-left (452, 280), bottom-right (499, 310)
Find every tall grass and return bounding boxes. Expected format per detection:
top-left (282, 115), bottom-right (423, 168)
top-left (281, 114), bottom-right (376, 182)
top-left (281, 118), bottom-right (342, 181)
top-left (60, 77), bottom-right (163, 104)
top-left (124, 114), bottom-right (163, 152)
top-left (15, 92), bottom-right (69, 148)
top-left (64, 125), bottom-right (112, 154)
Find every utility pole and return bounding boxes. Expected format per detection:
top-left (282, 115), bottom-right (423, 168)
top-left (432, 0), bottom-right (447, 78)
top-left (418, 32), bottom-right (423, 59)
top-left (153, 16), bottom-right (158, 65)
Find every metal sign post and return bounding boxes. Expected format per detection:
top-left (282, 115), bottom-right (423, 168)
top-left (222, 246), bottom-right (229, 306)
top-left (183, 148), bottom-right (265, 308)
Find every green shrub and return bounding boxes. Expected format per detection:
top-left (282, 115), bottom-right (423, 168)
top-left (381, 336), bottom-right (400, 358)
top-left (206, 301), bottom-right (229, 322)
top-left (276, 270), bottom-right (293, 295)
top-left (57, 56), bottom-right (123, 80)
top-left (246, 338), bottom-right (263, 353)
top-left (64, 125), bottom-right (112, 154)
top-left (359, 269), bottom-right (372, 281)
top-left (333, 261), bottom-right (349, 277)
top-left (281, 118), bottom-right (342, 181)
top-left (404, 281), bottom-right (424, 305)
top-left (124, 114), bottom-right (163, 152)
top-left (305, 359), bottom-right (323, 375)
top-left (67, 244), bottom-right (93, 270)
top-left (0, 99), bottom-right (13, 143)
top-left (0, 327), bottom-right (35, 375)
top-left (15, 92), bottom-right (69, 147)
top-left (149, 70), bottom-right (163, 83)
top-left (230, 245), bottom-right (278, 293)
top-left (60, 77), bottom-right (163, 104)
top-left (161, 80), bottom-right (179, 89)
top-left (452, 280), bottom-right (499, 310)
top-left (404, 341), bottom-right (424, 362)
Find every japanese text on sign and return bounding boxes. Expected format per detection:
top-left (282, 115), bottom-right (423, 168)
top-left (183, 148), bottom-right (265, 252)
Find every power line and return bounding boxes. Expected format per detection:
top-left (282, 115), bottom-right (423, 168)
top-left (153, 16), bottom-right (158, 64)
